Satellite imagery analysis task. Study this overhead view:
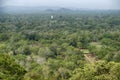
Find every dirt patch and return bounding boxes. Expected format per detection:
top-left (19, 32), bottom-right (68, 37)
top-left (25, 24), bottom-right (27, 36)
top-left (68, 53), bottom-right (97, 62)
top-left (84, 53), bottom-right (98, 63)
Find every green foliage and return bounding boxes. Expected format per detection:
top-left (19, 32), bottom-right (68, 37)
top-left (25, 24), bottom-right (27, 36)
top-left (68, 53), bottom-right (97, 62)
top-left (0, 12), bottom-right (120, 80)
top-left (70, 61), bottom-right (120, 80)
top-left (0, 54), bottom-right (26, 80)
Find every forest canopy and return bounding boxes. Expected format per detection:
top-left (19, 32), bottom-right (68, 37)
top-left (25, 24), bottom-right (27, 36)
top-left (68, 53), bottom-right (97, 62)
top-left (0, 11), bottom-right (120, 80)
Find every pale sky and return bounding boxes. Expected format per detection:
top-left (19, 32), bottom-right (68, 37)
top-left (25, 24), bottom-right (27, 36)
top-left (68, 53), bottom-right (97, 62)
top-left (2, 0), bottom-right (120, 9)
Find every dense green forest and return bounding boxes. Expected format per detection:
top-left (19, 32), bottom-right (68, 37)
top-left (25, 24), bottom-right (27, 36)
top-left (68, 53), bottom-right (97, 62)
top-left (0, 11), bottom-right (120, 80)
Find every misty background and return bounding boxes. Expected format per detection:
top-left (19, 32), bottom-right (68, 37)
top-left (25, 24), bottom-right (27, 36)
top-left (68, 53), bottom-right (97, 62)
top-left (0, 0), bottom-right (120, 13)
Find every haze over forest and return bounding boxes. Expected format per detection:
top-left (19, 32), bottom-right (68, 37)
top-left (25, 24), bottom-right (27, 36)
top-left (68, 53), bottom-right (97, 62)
top-left (0, 0), bottom-right (120, 11)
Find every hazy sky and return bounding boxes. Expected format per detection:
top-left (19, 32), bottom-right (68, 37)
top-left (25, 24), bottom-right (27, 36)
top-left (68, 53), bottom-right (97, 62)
top-left (1, 0), bottom-right (120, 9)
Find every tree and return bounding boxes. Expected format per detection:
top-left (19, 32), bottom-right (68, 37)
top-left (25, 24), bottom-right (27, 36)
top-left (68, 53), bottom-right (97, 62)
top-left (70, 61), bottom-right (120, 80)
top-left (0, 54), bottom-right (26, 80)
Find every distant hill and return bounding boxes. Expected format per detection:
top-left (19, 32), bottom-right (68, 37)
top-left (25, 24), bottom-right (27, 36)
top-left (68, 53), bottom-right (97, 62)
top-left (0, 7), bottom-right (4, 13)
top-left (45, 8), bottom-right (72, 13)
top-left (3, 6), bottom-right (73, 13)
top-left (3, 6), bottom-right (60, 13)
top-left (2, 6), bottom-right (120, 14)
